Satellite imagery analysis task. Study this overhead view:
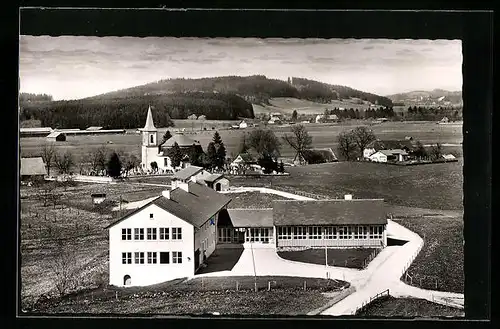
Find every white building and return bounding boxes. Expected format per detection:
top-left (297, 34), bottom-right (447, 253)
top-left (140, 106), bottom-right (201, 172)
top-left (368, 149), bottom-right (408, 163)
top-left (238, 120), bottom-right (248, 129)
top-left (107, 181), bottom-right (232, 287)
top-left (171, 166), bottom-right (231, 192)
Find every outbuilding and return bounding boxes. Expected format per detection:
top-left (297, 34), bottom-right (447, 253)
top-left (46, 131), bottom-right (67, 142)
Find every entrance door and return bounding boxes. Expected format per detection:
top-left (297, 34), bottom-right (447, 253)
top-left (194, 249), bottom-right (200, 271)
top-left (215, 183), bottom-right (221, 191)
top-left (123, 275), bottom-right (131, 286)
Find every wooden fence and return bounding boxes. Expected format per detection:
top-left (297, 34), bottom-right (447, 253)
top-left (353, 289), bottom-right (390, 315)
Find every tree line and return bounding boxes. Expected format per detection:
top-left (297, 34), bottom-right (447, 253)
top-left (404, 106), bottom-right (462, 121)
top-left (19, 92), bottom-right (254, 129)
top-left (19, 92), bottom-right (53, 102)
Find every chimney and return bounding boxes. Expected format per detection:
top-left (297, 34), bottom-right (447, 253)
top-left (162, 189), bottom-right (171, 199)
top-left (344, 194), bottom-right (353, 200)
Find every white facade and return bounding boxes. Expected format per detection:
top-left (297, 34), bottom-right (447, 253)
top-left (363, 148), bottom-right (376, 159)
top-left (109, 203), bottom-right (195, 287)
top-left (239, 121), bottom-right (248, 129)
top-left (368, 151), bottom-right (388, 163)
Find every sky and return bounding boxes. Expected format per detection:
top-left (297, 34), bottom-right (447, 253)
top-left (19, 36), bottom-right (462, 101)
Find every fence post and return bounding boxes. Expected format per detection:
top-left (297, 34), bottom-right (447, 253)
top-left (268, 281), bottom-right (271, 291)
top-left (435, 278), bottom-right (438, 289)
top-left (254, 282), bottom-right (258, 292)
top-left (303, 281), bottom-right (307, 291)
top-left (115, 291), bottom-right (118, 300)
top-left (236, 281), bottom-right (239, 291)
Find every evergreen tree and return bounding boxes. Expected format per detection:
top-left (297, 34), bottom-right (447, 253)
top-left (168, 142), bottom-right (183, 169)
top-left (106, 152), bottom-right (122, 178)
top-left (162, 130), bottom-right (172, 144)
top-left (212, 131), bottom-right (222, 145)
top-left (278, 161), bottom-right (285, 173)
top-left (215, 143), bottom-right (227, 170)
top-left (206, 142), bottom-right (217, 170)
top-left (291, 110), bottom-right (298, 122)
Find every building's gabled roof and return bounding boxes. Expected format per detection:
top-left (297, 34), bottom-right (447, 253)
top-left (227, 208), bottom-right (274, 227)
top-left (234, 153), bottom-right (257, 163)
top-left (20, 157), bottom-right (47, 176)
top-left (143, 105), bottom-right (157, 131)
top-left (272, 199), bottom-right (388, 226)
top-left (46, 131), bottom-right (65, 138)
top-left (20, 127), bottom-right (53, 133)
top-left (106, 182), bottom-right (232, 229)
top-left (204, 173), bottom-right (225, 183)
top-left (302, 148), bottom-right (338, 162)
top-left (172, 166), bottom-right (204, 181)
top-left (377, 149), bottom-right (409, 156)
top-left (365, 139), bottom-right (415, 151)
top-left (161, 133), bottom-right (200, 148)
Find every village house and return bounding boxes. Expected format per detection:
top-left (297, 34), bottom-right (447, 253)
top-left (363, 139), bottom-right (416, 160)
top-left (20, 127), bottom-right (53, 138)
top-left (230, 152), bottom-right (261, 173)
top-left (106, 181), bottom-right (232, 287)
top-left (140, 106), bottom-right (202, 172)
top-left (171, 166), bottom-right (230, 192)
top-left (238, 120), bottom-right (248, 129)
top-left (368, 149), bottom-right (409, 163)
top-left (46, 131), bottom-right (66, 142)
top-left (91, 193), bottom-right (107, 205)
top-left (294, 148), bottom-right (338, 165)
top-left (20, 157), bottom-right (47, 182)
top-left (315, 114), bottom-right (339, 123)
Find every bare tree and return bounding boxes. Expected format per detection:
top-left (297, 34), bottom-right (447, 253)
top-left (89, 146), bottom-right (108, 175)
top-left (282, 124), bottom-right (312, 164)
top-left (351, 126), bottom-right (377, 157)
top-left (123, 154), bottom-right (140, 176)
top-left (337, 130), bottom-right (357, 161)
top-left (41, 143), bottom-right (55, 176)
top-left (47, 235), bottom-right (79, 297)
top-left (54, 151), bottom-right (74, 175)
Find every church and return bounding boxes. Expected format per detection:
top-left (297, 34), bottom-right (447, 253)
top-left (141, 106), bottom-right (202, 173)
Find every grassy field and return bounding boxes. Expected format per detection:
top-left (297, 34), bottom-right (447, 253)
top-left (278, 248), bottom-right (377, 269)
top-left (230, 160), bottom-right (463, 211)
top-left (397, 216), bottom-right (464, 293)
top-left (28, 276), bottom-right (348, 315)
top-left (19, 121), bottom-right (462, 162)
top-left (355, 296), bottom-right (464, 318)
top-left (252, 97), bottom-right (372, 116)
top-left (226, 191), bottom-right (291, 209)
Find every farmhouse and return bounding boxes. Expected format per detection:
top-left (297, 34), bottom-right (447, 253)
top-left (140, 106), bottom-right (202, 172)
top-left (91, 193), bottom-right (107, 204)
top-left (363, 139), bottom-right (415, 159)
top-left (106, 181), bottom-right (232, 287)
top-left (239, 120), bottom-right (248, 129)
top-left (315, 114), bottom-right (339, 123)
top-left (170, 166), bottom-right (229, 191)
top-left (46, 131), bottom-right (67, 142)
top-left (230, 152), bottom-right (261, 173)
top-left (368, 149), bottom-right (409, 163)
top-left (20, 157), bottom-right (47, 182)
top-left (20, 127), bottom-right (53, 137)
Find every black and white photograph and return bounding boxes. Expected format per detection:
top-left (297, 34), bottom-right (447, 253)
top-left (18, 30), bottom-right (469, 317)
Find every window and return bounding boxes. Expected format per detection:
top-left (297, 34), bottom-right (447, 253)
top-left (308, 227), bottom-right (322, 239)
top-left (147, 228), bottom-right (157, 240)
top-left (147, 252), bottom-right (157, 264)
top-left (369, 226), bottom-right (383, 239)
top-left (339, 226), bottom-right (349, 239)
top-left (172, 251), bottom-right (182, 264)
top-left (277, 227), bottom-right (292, 240)
top-left (293, 227), bottom-right (307, 239)
top-left (134, 228), bottom-right (144, 240)
top-left (325, 227), bottom-right (337, 239)
top-left (150, 135), bottom-right (154, 143)
top-left (149, 213), bottom-right (154, 219)
top-left (159, 227), bottom-right (169, 240)
top-left (122, 252), bottom-right (132, 264)
top-left (172, 227), bottom-right (182, 240)
top-left (347, 226), bottom-right (353, 239)
top-left (121, 228), bottom-right (132, 240)
top-left (159, 252), bottom-right (170, 264)
top-left (354, 226), bottom-right (363, 239)
top-left (134, 252), bottom-right (144, 264)
top-left (362, 226), bottom-right (368, 239)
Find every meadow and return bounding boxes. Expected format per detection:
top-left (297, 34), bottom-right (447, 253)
top-left (19, 121), bottom-right (463, 162)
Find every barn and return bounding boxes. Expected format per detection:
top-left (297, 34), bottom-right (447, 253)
top-left (20, 157), bottom-right (47, 182)
top-left (46, 131), bottom-right (67, 142)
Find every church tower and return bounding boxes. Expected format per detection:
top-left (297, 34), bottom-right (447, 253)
top-left (141, 105), bottom-right (159, 170)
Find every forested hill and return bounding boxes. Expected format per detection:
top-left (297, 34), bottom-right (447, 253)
top-left (88, 75), bottom-right (394, 107)
top-left (19, 92), bottom-right (253, 130)
top-left (386, 89), bottom-right (463, 105)
top-left (290, 77), bottom-right (394, 107)
top-left (19, 92), bottom-right (53, 102)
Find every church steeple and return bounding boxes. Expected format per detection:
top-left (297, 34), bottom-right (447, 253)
top-left (143, 105), bottom-right (157, 131)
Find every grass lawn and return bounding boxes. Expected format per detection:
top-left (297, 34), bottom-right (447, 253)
top-left (278, 248), bottom-right (377, 269)
top-left (355, 296), bottom-right (464, 318)
top-left (231, 159), bottom-right (463, 211)
top-left (226, 191), bottom-right (292, 209)
top-left (29, 276), bottom-right (348, 315)
top-left (397, 217), bottom-right (464, 293)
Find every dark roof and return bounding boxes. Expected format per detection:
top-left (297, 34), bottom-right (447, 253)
top-left (204, 173), bottom-right (225, 183)
top-left (46, 131), bottom-right (66, 138)
top-left (272, 199), bottom-right (388, 226)
top-left (172, 166), bottom-right (204, 181)
top-left (106, 182), bottom-right (232, 229)
top-left (91, 193), bottom-right (106, 197)
top-left (161, 133), bottom-right (200, 147)
top-left (20, 157), bottom-right (47, 176)
top-left (235, 153), bottom-right (257, 163)
top-left (227, 208), bottom-right (274, 227)
top-left (365, 140), bottom-right (415, 151)
top-left (302, 148), bottom-right (338, 162)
